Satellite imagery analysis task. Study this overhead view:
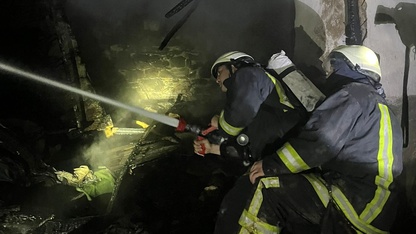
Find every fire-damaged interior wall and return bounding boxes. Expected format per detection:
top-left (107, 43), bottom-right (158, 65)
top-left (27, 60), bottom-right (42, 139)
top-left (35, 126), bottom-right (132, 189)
top-left (0, 0), bottom-right (415, 233)
top-left (62, 0), bottom-right (298, 126)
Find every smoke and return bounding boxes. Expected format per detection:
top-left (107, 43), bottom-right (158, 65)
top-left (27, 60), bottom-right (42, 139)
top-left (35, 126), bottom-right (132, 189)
top-left (64, 0), bottom-right (296, 63)
top-left (81, 133), bottom-right (135, 173)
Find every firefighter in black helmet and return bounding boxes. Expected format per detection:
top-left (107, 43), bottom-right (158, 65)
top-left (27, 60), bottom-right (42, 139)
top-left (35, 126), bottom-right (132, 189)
top-left (214, 45), bottom-right (403, 233)
top-left (193, 51), bottom-right (308, 166)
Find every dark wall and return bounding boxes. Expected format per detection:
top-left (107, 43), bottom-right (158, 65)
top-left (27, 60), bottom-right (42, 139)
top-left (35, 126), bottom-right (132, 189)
top-left (64, 0), bottom-right (296, 64)
top-left (63, 0), bottom-right (297, 125)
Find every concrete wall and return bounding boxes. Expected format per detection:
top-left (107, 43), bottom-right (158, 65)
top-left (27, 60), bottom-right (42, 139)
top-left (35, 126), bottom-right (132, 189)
top-left (295, 0), bottom-right (416, 99)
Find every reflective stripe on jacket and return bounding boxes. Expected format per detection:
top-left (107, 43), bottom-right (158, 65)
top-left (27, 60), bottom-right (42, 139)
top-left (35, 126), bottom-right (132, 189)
top-left (218, 66), bottom-right (296, 137)
top-left (262, 77), bottom-right (403, 232)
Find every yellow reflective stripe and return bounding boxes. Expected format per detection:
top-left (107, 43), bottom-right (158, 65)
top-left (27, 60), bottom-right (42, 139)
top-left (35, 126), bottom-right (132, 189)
top-left (277, 142), bottom-right (310, 173)
top-left (238, 210), bottom-right (281, 234)
top-left (360, 103), bottom-right (394, 223)
top-left (248, 177), bottom-right (267, 216)
top-left (332, 186), bottom-right (388, 234)
top-left (302, 174), bottom-right (330, 207)
top-left (265, 72), bottom-right (294, 110)
top-left (238, 177), bottom-right (281, 233)
top-left (219, 110), bottom-right (243, 136)
top-left (261, 177), bottom-right (281, 188)
top-left (249, 177), bottom-right (280, 216)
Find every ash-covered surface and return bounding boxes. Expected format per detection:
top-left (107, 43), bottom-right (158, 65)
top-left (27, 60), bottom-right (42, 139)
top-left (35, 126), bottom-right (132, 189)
top-left (0, 120), bottom-right (244, 234)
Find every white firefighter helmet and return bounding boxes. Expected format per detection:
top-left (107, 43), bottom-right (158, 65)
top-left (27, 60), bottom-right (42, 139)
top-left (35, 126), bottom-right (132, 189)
top-left (330, 45), bottom-right (382, 82)
top-left (211, 51), bottom-right (254, 78)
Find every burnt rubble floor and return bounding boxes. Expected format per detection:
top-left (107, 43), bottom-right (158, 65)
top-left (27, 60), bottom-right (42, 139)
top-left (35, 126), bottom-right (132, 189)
top-left (0, 124), bottom-right (245, 234)
top-left (1, 120), bottom-right (415, 234)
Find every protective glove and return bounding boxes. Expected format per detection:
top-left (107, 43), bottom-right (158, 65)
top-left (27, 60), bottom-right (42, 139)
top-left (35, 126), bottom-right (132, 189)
top-left (55, 165), bottom-right (94, 186)
top-left (76, 166), bottom-right (115, 201)
top-left (267, 50), bottom-right (294, 73)
top-left (55, 171), bottom-right (76, 184)
top-left (55, 165), bottom-right (114, 201)
top-left (73, 165), bottom-right (92, 182)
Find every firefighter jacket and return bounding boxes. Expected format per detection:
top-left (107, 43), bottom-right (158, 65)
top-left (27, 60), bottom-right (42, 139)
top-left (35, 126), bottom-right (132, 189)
top-left (217, 66), bottom-right (307, 160)
top-left (262, 74), bottom-right (403, 232)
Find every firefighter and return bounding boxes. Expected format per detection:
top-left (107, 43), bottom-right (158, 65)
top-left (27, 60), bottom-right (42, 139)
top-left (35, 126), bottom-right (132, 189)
top-left (214, 45), bottom-right (403, 233)
top-left (193, 51), bottom-right (308, 166)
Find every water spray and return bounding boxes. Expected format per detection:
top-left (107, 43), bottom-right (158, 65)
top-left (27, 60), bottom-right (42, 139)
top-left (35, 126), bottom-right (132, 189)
top-left (0, 62), bottom-right (180, 128)
top-left (0, 61), bottom-right (231, 217)
top-left (0, 61), bottom-right (226, 150)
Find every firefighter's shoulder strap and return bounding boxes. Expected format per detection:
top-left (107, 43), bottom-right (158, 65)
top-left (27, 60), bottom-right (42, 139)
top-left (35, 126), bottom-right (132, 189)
top-left (268, 65), bottom-right (325, 112)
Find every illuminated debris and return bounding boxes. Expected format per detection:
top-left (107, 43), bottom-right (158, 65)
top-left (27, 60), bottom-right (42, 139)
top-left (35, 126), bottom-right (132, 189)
top-left (55, 165), bottom-right (115, 201)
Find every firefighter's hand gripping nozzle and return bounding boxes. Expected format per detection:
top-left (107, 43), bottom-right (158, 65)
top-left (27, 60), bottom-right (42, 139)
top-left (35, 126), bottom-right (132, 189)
top-left (176, 118), bottom-right (225, 156)
top-left (176, 118), bottom-right (254, 166)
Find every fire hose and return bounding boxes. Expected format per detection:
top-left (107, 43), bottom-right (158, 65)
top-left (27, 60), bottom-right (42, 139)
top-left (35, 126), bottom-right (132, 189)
top-left (0, 62), bottom-right (258, 165)
top-left (0, 61), bottom-right (225, 150)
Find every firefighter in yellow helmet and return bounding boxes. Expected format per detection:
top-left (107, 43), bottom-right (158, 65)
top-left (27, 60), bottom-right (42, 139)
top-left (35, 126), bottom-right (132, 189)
top-left (193, 51), bottom-right (308, 170)
top-left (214, 45), bottom-right (403, 233)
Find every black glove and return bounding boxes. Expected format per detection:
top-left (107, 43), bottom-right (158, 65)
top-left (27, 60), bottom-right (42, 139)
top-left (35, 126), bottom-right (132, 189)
top-left (204, 129), bottom-right (225, 145)
top-left (220, 135), bottom-right (253, 166)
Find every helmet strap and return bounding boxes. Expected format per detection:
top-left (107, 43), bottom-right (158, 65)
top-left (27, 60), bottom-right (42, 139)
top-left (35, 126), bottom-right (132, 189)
top-left (230, 58), bottom-right (260, 70)
top-left (225, 63), bottom-right (233, 77)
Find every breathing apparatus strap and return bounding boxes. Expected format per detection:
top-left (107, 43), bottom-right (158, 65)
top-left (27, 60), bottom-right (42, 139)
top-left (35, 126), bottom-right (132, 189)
top-left (230, 59), bottom-right (261, 70)
top-left (278, 66), bottom-right (296, 79)
top-left (265, 69), bottom-right (304, 111)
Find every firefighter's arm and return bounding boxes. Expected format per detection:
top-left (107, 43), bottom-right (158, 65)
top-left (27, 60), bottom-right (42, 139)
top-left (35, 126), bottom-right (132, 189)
top-left (262, 91), bottom-right (362, 175)
top-left (219, 69), bottom-right (273, 137)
